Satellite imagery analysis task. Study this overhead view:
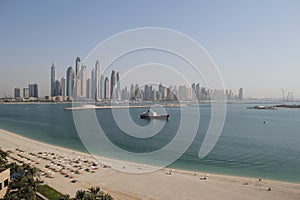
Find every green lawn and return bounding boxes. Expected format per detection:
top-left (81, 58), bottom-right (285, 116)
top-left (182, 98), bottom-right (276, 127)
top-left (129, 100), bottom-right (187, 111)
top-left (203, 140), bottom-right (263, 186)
top-left (38, 184), bottom-right (64, 200)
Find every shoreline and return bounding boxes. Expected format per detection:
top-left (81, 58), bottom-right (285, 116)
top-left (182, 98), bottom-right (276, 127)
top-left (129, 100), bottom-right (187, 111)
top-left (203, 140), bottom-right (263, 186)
top-left (1, 99), bottom-right (294, 105)
top-left (1, 128), bottom-right (300, 199)
top-left (1, 127), bottom-right (299, 185)
top-left (0, 128), bottom-right (160, 173)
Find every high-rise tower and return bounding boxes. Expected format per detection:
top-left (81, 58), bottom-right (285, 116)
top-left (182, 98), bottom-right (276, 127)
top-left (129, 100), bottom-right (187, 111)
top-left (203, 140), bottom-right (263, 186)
top-left (75, 57), bottom-right (81, 78)
top-left (81, 65), bottom-right (87, 97)
top-left (51, 63), bottom-right (56, 97)
top-left (86, 78), bottom-right (91, 99)
top-left (14, 88), bottom-right (21, 99)
top-left (29, 84), bottom-right (38, 98)
top-left (91, 69), bottom-right (95, 100)
top-left (54, 80), bottom-right (61, 96)
top-left (74, 57), bottom-right (81, 100)
top-left (61, 77), bottom-right (66, 97)
top-left (196, 83), bottom-right (200, 100)
top-left (95, 60), bottom-right (100, 101)
top-left (66, 66), bottom-right (74, 97)
top-left (100, 75), bottom-right (104, 100)
top-left (23, 88), bottom-right (29, 99)
top-left (238, 88), bottom-right (243, 100)
top-left (116, 72), bottom-right (121, 100)
top-left (110, 70), bottom-right (116, 99)
top-left (104, 77), bottom-right (110, 100)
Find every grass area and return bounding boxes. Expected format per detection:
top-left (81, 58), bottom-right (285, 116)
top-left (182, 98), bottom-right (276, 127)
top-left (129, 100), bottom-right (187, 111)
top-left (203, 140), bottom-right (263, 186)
top-left (38, 184), bottom-right (63, 200)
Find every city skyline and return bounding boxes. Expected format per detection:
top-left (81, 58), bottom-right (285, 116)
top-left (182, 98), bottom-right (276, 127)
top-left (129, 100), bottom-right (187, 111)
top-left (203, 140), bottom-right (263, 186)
top-left (6, 55), bottom-right (298, 102)
top-left (9, 55), bottom-right (246, 102)
top-left (1, 1), bottom-right (300, 98)
top-left (6, 55), bottom-right (299, 102)
top-left (46, 57), bottom-right (244, 102)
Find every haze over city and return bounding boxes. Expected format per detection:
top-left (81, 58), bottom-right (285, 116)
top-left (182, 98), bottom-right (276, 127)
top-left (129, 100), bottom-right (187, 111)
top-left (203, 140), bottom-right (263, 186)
top-left (1, 0), bottom-right (300, 98)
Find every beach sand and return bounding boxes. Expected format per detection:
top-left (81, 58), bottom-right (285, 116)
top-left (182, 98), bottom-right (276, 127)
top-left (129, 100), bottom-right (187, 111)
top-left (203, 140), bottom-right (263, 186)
top-left (0, 129), bottom-right (299, 200)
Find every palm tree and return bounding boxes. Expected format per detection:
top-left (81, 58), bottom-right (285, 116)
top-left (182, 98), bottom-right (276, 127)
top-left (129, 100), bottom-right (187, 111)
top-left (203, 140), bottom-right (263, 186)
top-left (0, 148), bottom-right (8, 158)
top-left (5, 162), bottom-right (41, 200)
top-left (8, 175), bottom-right (23, 196)
top-left (0, 148), bottom-right (8, 166)
top-left (75, 189), bottom-right (86, 200)
top-left (28, 177), bottom-right (41, 200)
top-left (3, 192), bottom-right (18, 200)
top-left (74, 187), bottom-right (114, 200)
top-left (88, 186), bottom-right (103, 199)
top-left (20, 182), bottom-right (35, 200)
top-left (101, 193), bottom-right (114, 200)
top-left (23, 163), bottom-right (39, 177)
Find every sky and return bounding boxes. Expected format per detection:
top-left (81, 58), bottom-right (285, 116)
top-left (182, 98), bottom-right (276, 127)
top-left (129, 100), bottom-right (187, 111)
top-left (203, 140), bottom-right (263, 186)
top-left (1, 0), bottom-right (300, 98)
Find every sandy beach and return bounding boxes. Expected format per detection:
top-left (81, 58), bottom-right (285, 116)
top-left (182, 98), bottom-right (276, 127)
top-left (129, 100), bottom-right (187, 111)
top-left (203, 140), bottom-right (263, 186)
top-left (0, 129), bottom-right (299, 200)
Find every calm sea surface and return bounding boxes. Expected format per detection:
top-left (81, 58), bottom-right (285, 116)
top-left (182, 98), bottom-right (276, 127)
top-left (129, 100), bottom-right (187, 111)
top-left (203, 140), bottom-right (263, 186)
top-left (0, 103), bottom-right (299, 183)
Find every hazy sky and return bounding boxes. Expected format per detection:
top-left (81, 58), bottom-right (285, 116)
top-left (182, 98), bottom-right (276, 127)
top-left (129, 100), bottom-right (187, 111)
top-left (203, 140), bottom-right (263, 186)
top-left (1, 0), bottom-right (300, 98)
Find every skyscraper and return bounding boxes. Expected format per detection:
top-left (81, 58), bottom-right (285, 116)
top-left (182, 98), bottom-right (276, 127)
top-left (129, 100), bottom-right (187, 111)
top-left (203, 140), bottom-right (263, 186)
top-left (91, 68), bottom-right (95, 100)
top-left (14, 88), bottom-right (21, 99)
top-left (29, 84), bottom-right (38, 98)
top-left (110, 70), bottom-right (116, 99)
top-left (61, 77), bottom-right (66, 97)
top-left (135, 84), bottom-right (140, 100)
top-left (130, 84), bottom-right (134, 99)
top-left (167, 87), bottom-right (173, 101)
top-left (81, 65), bottom-right (87, 97)
top-left (86, 78), bottom-right (91, 99)
top-left (74, 57), bottom-right (81, 100)
top-left (191, 83), bottom-right (196, 101)
top-left (76, 79), bottom-right (81, 99)
top-left (163, 87), bottom-right (167, 100)
top-left (144, 85), bottom-right (152, 101)
top-left (121, 86), bottom-right (128, 100)
top-left (238, 88), bottom-right (243, 100)
top-left (158, 83), bottom-right (163, 100)
top-left (54, 80), bottom-right (61, 96)
top-left (95, 60), bottom-right (100, 101)
top-left (100, 75), bottom-right (104, 100)
top-left (191, 83), bottom-right (196, 92)
top-left (104, 77), bottom-right (110, 100)
top-left (196, 83), bottom-right (200, 100)
top-left (201, 87), bottom-right (207, 100)
top-left (178, 85), bottom-right (187, 100)
top-left (23, 88), bottom-right (29, 99)
top-left (51, 63), bottom-right (56, 97)
top-left (116, 72), bottom-right (121, 100)
top-left (66, 66), bottom-right (74, 97)
top-left (152, 89), bottom-right (157, 101)
top-left (75, 57), bottom-right (81, 78)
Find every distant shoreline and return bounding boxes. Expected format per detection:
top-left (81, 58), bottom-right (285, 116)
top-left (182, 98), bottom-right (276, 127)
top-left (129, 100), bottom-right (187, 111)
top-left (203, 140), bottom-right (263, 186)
top-left (1, 99), bottom-right (297, 105)
top-left (247, 104), bottom-right (300, 110)
top-left (274, 104), bottom-right (300, 109)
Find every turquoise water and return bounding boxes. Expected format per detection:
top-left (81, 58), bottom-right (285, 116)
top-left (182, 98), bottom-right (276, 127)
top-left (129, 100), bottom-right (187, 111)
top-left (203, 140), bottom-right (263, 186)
top-left (0, 103), bottom-right (299, 183)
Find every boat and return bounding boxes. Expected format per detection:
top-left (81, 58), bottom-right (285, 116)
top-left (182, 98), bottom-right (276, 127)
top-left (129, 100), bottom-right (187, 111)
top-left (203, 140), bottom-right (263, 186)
top-left (140, 109), bottom-right (169, 120)
top-left (64, 104), bottom-right (98, 110)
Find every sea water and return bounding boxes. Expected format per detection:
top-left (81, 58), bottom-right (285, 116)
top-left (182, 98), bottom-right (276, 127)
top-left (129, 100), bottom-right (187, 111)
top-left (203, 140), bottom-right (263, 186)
top-left (0, 103), bottom-right (299, 183)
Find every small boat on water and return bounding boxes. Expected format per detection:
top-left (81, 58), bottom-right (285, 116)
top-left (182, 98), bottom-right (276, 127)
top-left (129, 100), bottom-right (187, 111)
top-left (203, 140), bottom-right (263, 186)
top-left (140, 109), bottom-right (169, 120)
top-left (64, 104), bottom-right (98, 110)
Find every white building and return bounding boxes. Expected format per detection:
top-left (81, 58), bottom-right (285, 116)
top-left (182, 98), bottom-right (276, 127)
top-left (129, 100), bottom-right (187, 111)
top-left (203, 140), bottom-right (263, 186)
top-left (0, 168), bottom-right (10, 198)
top-left (81, 65), bottom-right (87, 98)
